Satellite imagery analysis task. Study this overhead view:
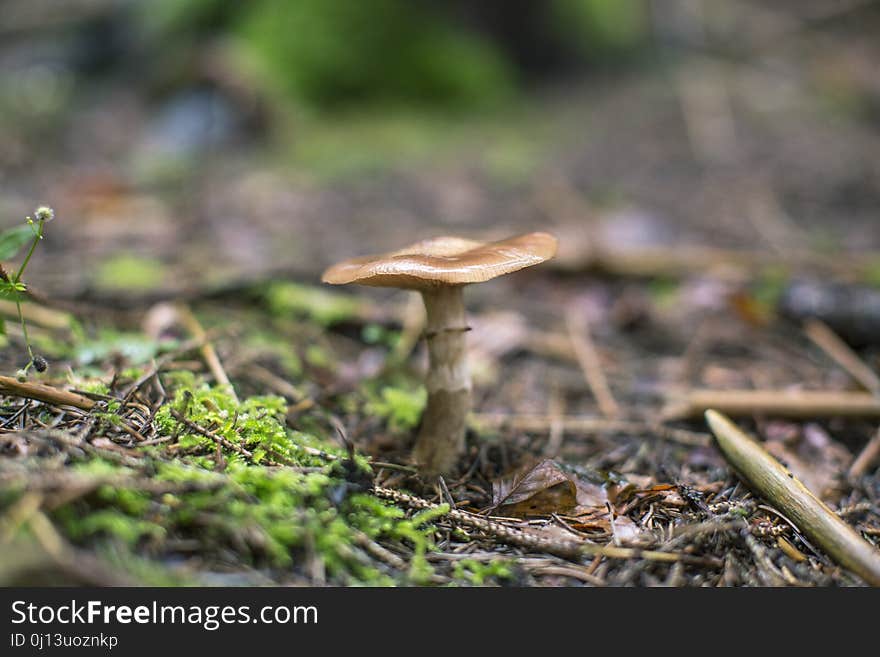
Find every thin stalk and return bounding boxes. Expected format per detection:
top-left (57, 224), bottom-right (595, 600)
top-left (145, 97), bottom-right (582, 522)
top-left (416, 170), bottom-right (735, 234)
top-left (10, 217), bottom-right (44, 366)
top-left (15, 297), bottom-right (33, 361)
top-left (13, 219), bottom-right (44, 283)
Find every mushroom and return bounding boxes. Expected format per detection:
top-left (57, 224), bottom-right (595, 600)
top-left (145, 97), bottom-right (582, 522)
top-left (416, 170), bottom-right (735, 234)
top-left (322, 232), bottom-right (557, 475)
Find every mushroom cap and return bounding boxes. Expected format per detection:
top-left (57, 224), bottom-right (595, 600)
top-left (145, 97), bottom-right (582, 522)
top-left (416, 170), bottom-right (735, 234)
top-left (321, 232), bottom-right (558, 290)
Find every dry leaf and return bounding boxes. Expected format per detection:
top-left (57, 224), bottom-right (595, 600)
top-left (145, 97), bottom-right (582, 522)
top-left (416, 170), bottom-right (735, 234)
top-left (491, 459), bottom-right (578, 518)
top-left (491, 459), bottom-right (609, 518)
top-left (611, 513), bottom-right (643, 544)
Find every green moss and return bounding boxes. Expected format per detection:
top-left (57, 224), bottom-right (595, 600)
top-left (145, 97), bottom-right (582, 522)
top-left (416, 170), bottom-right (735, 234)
top-left (865, 258), bottom-right (880, 289)
top-left (95, 255), bottom-right (169, 292)
top-left (451, 558), bottom-right (514, 586)
top-left (155, 374), bottom-right (312, 466)
top-left (2, 371), bottom-right (459, 585)
top-left (242, 332), bottom-right (304, 378)
top-left (62, 509), bottom-right (166, 545)
top-left (647, 277), bottom-right (679, 310)
top-left (266, 282), bottom-right (363, 326)
top-left (361, 324), bottom-right (400, 349)
top-left (365, 385), bottom-right (426, 432)
top-left (75, 330), bottom-right (173, 367)
top-left (751, 267), bottom-right (789, 314)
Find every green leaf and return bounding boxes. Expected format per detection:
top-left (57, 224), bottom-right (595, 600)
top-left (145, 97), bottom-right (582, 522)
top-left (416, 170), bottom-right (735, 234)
top-left (0, 317), bottom-right (5, 336)
top-left (0, 287), bottom-right (23, 302)
top-left (0, 224), bottom-right (35, 261)
top-left (0, 279), bottom-right (26, 302)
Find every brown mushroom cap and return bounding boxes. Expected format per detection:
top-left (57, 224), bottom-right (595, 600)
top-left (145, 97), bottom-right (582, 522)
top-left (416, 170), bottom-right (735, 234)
top-left (321, 232), bottom-right (558, 290)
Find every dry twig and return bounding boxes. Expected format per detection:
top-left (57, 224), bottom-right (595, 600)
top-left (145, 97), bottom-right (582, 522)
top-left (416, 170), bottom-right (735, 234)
top-left (374, 486), bottom-right (720, 567)
top-left (472, 412), bottom-right (709, 447)
top-left (665, 389), bottom-right (880, 420)
top-left (176, 304), bottom-right (238, 402)
top-left (0, 375), bottom-right (96, 411)
top-left (565, 308), bottom-right (620, 418)
top-left (706, 409), bottom-right (880, 586)
top-left (804, 319), bottom-right (880, 395)
top-left (849, 427), bottom-right (880, 479)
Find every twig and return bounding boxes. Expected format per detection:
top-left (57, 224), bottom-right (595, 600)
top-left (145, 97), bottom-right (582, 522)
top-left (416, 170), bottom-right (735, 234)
top-left (374, 486), bottom-right (720, 566)
top-left (543, 379), bottom-right (565, 457)
top-left (176, 304), bottom-right (238, 402)
top-left (471, 412), bottom-right (709, 447)
top-left (243, 364), bottom-right (306, 402)
top-left (565, 308), bottom-right (619, 418)
top-left (552, 242), bottom-right (880, 281)
top-left (804, 319), bottom-right (880, 395)
top-left (0, 300), bottom-right (72, 332)
top-left (742, 529), bottom-right (787, 586)
top-left (706, 409), bottom-right (880, 586)
top-left (849, 427), bottom-right (880, 479)
top-left (119, 336), bottom-right (208, 401)
top-left (0, 375), bottom-right (96, 411)
top-left (664, 389), bottom-right (880, 420)
top-left (169, 409), bottom-right (253, 460)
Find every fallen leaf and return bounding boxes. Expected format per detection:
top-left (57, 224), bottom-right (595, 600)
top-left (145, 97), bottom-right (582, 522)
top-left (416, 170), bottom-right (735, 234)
top-left (610, 513), bottom-right (643, 544)
top-left (490, 459), bottom-right (610, 518)
top-left (491, 459), bottom-right (578, 518)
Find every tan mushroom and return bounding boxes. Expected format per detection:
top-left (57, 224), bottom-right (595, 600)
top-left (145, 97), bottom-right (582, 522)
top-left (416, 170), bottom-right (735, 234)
top-left (322, 232), bottom-right (557, 475)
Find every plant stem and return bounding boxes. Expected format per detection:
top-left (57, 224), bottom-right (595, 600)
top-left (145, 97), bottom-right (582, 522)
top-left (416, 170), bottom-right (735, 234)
top-left (11, 218), bottom-right (43, 362)
top-left (15, 297), bottom-right (33, 361)
top-left (13, 219), bottom-right (43, 284)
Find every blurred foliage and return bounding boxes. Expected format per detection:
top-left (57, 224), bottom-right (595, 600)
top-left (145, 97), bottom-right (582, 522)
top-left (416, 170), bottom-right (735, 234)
top-left (551, 0), bottom-right (648, 58)
top-left (94, 254), bottom-right (168, 292)
top-left (265, 282), bottom-right (363, 326)
top-left (365, 385), bottom-right (427, 433)
top-left (236, 0), bottom-right (514, 111)
top-left (141, 0), bottom-right (648, 112)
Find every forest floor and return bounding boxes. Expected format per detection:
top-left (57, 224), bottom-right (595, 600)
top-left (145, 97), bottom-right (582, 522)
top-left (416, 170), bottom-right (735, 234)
top-left (2, 4), bottom-right (880, 586)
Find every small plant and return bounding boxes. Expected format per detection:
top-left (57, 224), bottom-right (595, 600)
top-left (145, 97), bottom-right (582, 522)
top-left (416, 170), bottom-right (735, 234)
top-left (0, 206), bottom-right (54, 376)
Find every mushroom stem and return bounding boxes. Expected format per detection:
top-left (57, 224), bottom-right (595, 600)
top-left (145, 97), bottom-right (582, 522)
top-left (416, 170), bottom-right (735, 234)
top-left (414, 285), bottom-right (471, 475)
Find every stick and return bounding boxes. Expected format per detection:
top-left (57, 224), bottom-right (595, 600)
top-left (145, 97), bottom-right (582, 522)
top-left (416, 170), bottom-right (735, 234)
top-left (565, 308), bottom-right (619, 418)
top-left (804, 319), bottom-right (880, 395)
top-left (0, 300), bottom-right (72, 331)
top-left (664, 389), bottom-right (880, 420)
top-left (849, 427), bottom-right (880, 479)
top-left (553, 243), bottom-right (879, 281)
top-left (176, 304), bottom-right (238, 402)
top-left (0, 375), bottom-right (96, 411)
top-left (169, 409), bottom-right (253, 460)
top-left (706, 409), bottom-right (880, 586)
top-left (374, 486), bottom-right (719, 566)
top-left (472, 413), bottom-right (709, 447)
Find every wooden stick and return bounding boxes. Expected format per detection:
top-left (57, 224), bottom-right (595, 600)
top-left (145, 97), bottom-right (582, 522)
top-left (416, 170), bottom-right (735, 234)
top-left (0, 375), bottom-right (96, 411)
top-left (472, 412), bottom-right (709, 447)
top-left (553, 243), bottom-right (879, 281)
top-left (804, 319), bottom-right (880, 395)
top-left (374, 486), bottom-right (719, 566)
top-left (706, 409), bottom-right (880, 586)
top-left (565, 308), bottom-right (619, 418)
top-left (176, 304), bottom-right (238, 402)
top-left (0, 300), bottom-right (73, 331)
top-left (664, 389), bottom-right (880, 420)
top-left (849, 428), bottom-right (880, 479)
